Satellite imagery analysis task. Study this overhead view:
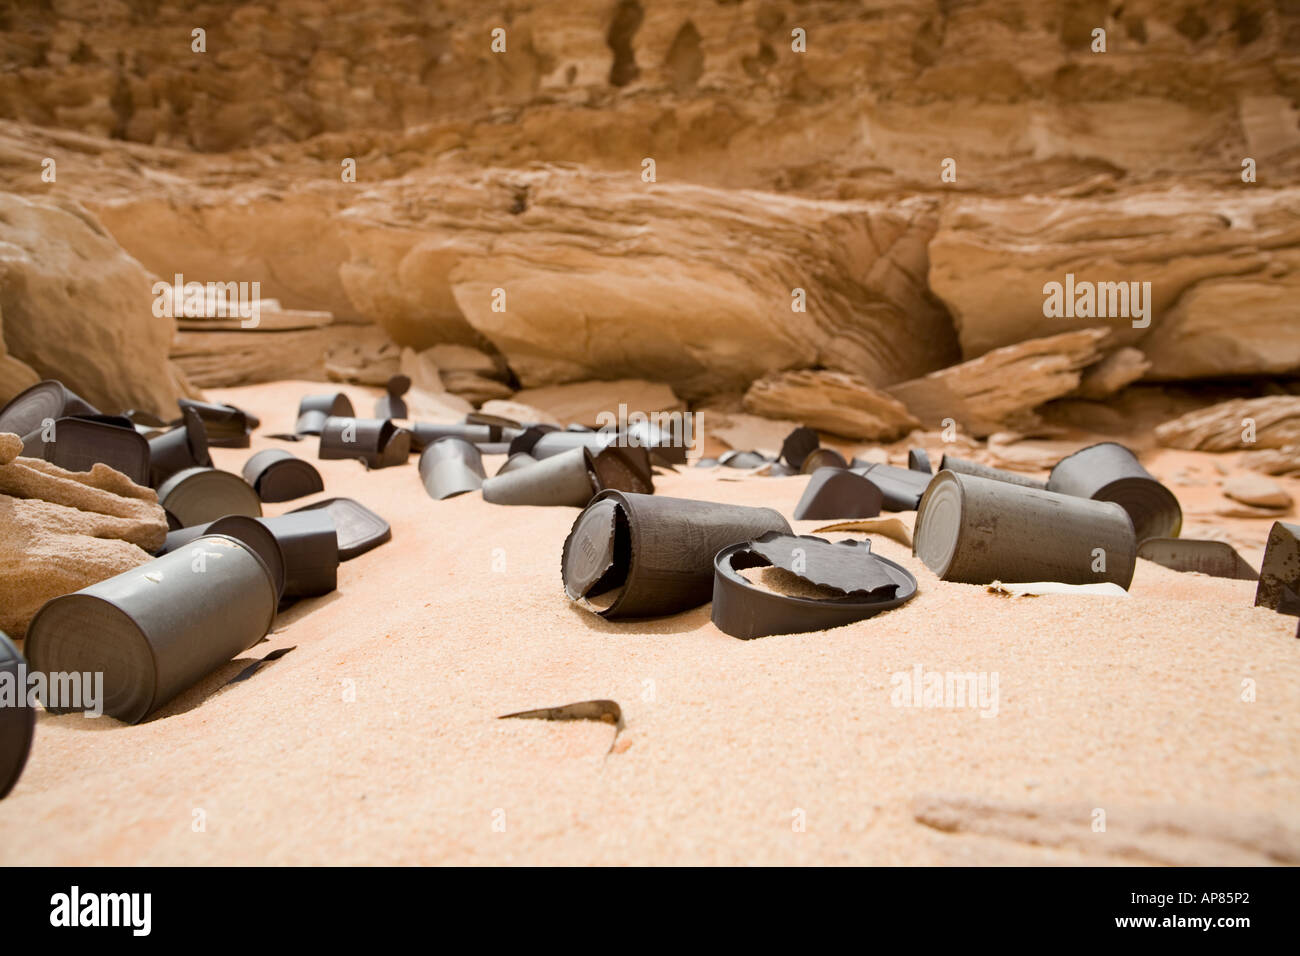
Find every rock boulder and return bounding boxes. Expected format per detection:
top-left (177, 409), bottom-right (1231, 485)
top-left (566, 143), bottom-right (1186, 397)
top-left (929, 190), bottom-right (1300, 382)
top-left (0, 433), bottom-right (167, 637)
top-left (0, 193), bottom-right (182, 416)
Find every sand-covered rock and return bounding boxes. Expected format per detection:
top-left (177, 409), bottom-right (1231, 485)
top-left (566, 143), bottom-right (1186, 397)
top-left (1238, 446), bottom-right (1300, 477)
top-left (0, 496), bottom-right (158, 638)
top-left (1156, 396), bottom-right (1300, 451)
top-left (913, 793), bottom-right (1300, 866)
top-left (0, 436), bottom-right (167, 636)
top-left (477, 399), bottom-right (561, 428)
top-left (0, 445), bottom-right (166, 549)
top-left (377, 347), bottom-right (475, 422)
top-left (422, 345), bottom-right (514, 405)
top-left (1222, 473), bottom-right (1293, 510)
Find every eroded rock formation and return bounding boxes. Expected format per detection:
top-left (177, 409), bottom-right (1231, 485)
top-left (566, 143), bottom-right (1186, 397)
top-left (0, 193), bottom-right (185, 415)
top-left (1155, 396), bottom-right (1300, 451)
top-left (3, 0), bottom-right (1297, 196)
top-left (0, 1), bottom-right (1296, 427)
top-left (337, 169), bottom-right (958, 399)
top-left (887, 328), bottom-right (1110, 437)
top-left (0, 432), bottom-right (167, 637)
top-left (743, 369), bottom-right (920, 441)
top-left (928, 190), bottom-right (1300, 378)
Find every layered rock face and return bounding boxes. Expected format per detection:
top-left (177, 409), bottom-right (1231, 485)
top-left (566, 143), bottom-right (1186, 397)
top-left (3, 0), bottom-right (1296, 193)
top-left (338, 170), bottom-right (957, 398)
top-left (928, 189), bottom-right (1300, 377)
top-left (0, 1), bottom-right (1296, 431)
top-left (0, 127), bottom-right (960, 400)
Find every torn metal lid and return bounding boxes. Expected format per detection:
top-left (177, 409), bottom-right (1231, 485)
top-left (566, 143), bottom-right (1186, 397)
top-left (744, 532), bottom-right (900, 597)
top-left (561, 496), bottom-right (623, 601)
top-left (711, 532), bottom-right (917, 639)
top-left (289, 497), bottom-right (390, 560)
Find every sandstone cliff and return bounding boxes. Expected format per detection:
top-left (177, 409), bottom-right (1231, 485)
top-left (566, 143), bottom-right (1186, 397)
top-left (0, 1), bottom-right (1296, 430)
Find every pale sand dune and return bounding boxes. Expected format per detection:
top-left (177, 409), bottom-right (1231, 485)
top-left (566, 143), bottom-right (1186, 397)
top-left (1, 380), bottom-right (1297, 866)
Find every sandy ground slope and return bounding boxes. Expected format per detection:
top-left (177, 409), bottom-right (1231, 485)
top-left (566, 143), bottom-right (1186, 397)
top-left (1, 381), bottom-right (1297, 865)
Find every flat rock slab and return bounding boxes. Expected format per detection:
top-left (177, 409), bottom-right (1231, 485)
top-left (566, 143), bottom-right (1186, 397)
top-left (1223, 473), bottom-right (1293, 510)
top-left (887, 328), bottom-right (1109, 438)
top-left (743, 369), bottom-right (919, 441)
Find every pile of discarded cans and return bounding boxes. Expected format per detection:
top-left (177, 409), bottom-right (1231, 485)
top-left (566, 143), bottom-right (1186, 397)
top-left (1, 374), bottom-right (1297, 803)
top-left (559, 424), bottom-right (1298, 643)
top-left (0, 378), bottom-right (401, 800)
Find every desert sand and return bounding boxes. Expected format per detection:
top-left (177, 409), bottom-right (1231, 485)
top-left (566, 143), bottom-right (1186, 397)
top-left (1, 380), bottom-right (1297, 866)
